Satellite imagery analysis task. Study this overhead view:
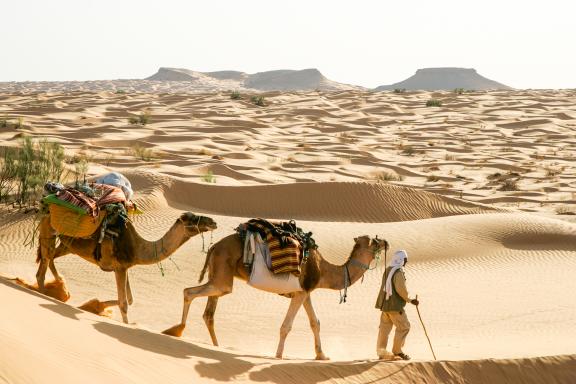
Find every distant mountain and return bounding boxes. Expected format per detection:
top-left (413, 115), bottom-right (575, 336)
top-left (146, 67), bottom-right (362, 91)
top-left (375, 68), bottom-right (512, 91)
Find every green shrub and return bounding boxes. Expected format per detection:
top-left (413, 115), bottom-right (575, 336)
top-left (394, 88), bottom-right (406, 94)
top-left (128, 110), bottom-right (151, 125)
top-left (201, 170), bottom-right (216, 183)
top-left (230, 91), bottom-right (242, 100)
top-left (374, 171), bottom-right (404, 182)
top-left (250, 95), bottom-right (266, 106)
top-left (401, 146), bottom-right (416, 156)
top-left (498, 179), bottom-right (519, 191)
top-left (1, 137), bottom-right (66, 205)
top-left (426, 99), bottom-right (443, 107)
top-left (453, 88), bottom-right (464, 95)
top-left (130, 144), bottom-right (154, 161)
top-left (0, 147), bottom-right (17, 201)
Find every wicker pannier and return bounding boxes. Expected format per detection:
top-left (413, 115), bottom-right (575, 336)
top-left (48, 204), bottom-right (106, 237)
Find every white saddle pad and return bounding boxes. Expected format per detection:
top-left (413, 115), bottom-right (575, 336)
top-left (248, 233), bottom-right (303, 294)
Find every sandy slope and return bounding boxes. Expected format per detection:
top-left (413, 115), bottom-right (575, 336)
top-left (1, 90), bottom-right (576, 383)
top-left (2, 278), bottom-right (576, 384)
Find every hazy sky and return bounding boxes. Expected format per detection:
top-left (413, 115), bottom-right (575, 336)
top-left (2, 0), bottom-right (575, 88)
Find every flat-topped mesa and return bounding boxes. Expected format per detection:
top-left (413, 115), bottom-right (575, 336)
top-left (145, 67), bottom-right (363, 91)
top-left (245, 68), bottom-right (325, 91)
top-left (375, 67), bottom-right (512, 91)
top-left (146, 67), bottom-right (201, 81)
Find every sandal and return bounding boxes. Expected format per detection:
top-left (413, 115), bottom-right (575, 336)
top-left (394, 352), bottom-right (411, 360)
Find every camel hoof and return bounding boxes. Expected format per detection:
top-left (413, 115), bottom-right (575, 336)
top-left (162, 324), bottom-right (185, 337)
top-left (275, 354), bottom-right (284, 360)
top-left (315, 353), bottom-right (330, 361)
top-left (12, 278), bottom-right (70, 302)
top-left (78, 299), bottom-right (113, 317)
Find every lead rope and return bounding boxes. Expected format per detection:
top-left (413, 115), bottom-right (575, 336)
top-left (339, 264), bottom-right (350, 304)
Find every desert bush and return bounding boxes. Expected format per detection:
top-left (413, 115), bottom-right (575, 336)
top-left (427, 175), bottom-right (440, 182)
top-left (250, 95), bottom-right (266, 106)
top-left (0, 147), bottom-right (17, 201)
top-left (545, 167), bottom-right (561, 177)
top-left (374, 171), bottom-right (404, 182)
top-left (230, 91), bottom-right (242, 100)
top-left (130, 144), bottom-right (154, 161)
top-left (444, 153), bottom-right (456, 161)
top-left (498, 179), bottom-right (519, 191)
top-left (337, 132), bottom-right (357, 144)
top-left (128, 110), bottom-right (151, 125)
top-left (555, 205), bottom-right (576, 215)
top-left (1, 137), bottom-right (66, 205)
top-left (426, 99), bottom-right (442, 107)
top-left (394, 88), bottom-right (406, 94)
top-left (0, 116), bottom-right (8, 128)
top-left (14, 117), bottom-right (24, 129)
top-left (401, 146), bottom-right (416, 156)
top-left (453, 88), bottom-right (464, 95)
top-left (201, 170), bottom-right (216, 183)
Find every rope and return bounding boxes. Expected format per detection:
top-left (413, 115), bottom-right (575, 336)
top-left (339, 264), bottom-right (350, 304)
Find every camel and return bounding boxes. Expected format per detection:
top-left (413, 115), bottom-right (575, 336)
top-left (36, 211), bottom-right (217, 323)
top-left (162, 232), bottom-right (388, 360)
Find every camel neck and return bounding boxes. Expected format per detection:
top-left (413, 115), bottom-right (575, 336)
top-left (316, 248), bottom-right (372, 290)
top-left (132, 221), bottom-right (192, 265)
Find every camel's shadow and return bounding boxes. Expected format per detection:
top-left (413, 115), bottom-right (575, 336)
top-left (92, 321), bottom-right (256, 381)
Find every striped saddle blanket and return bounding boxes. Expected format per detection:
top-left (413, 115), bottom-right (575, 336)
top-left (237, 219), bottom-right (316, 275)
top-left (43, 183), bottom-right (127, 217)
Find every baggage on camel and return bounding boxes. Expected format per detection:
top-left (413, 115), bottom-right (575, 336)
top-left (41, 172), bottom-right (135, 238)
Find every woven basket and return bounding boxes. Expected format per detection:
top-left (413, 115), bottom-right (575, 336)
top-left (49, 204), bottom-right (106, 237)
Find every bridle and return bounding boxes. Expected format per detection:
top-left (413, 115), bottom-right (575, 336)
top-left (339, 237), bottom-right (387, 304)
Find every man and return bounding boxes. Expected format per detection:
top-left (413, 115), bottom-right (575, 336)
top-left (375, 249), bottom-right (419, 360)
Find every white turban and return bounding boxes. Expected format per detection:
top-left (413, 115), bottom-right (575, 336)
top-left (385, 250), bottom-right (408, 301)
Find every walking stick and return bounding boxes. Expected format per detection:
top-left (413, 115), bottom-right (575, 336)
top-left (415, 294), bottom-right (437, 360)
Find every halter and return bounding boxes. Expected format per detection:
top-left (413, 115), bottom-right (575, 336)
top-left (339, 239), bottom-right (387, 304)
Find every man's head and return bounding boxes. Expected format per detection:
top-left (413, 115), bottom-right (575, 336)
top-left (391, 249), bottom-right (408, 268)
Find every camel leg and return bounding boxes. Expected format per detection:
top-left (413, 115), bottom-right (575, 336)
top-left (203, 296), bottom-right (220, 346)
top-left (114, 269), bottom-right (129, 324)
top-left (126, 273), bottom-right (134, 305)
top-left (48, 260), bottom-right (62, 281)
top-left (36, 258), bottom-right (49, 292)
top-left (36, 216), bottom-right (56, 291)
top-left (162, 282), bottom-right (230, 338)
top-left (303, 295), bottom-right (328, 360)
top-left (275, 291), bottom-right (307, 359)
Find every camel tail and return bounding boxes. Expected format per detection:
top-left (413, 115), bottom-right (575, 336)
top-left (198, 245), bottom-right (215, 283)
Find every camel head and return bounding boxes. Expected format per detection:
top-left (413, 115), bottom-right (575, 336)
top-left (178, 212), bottom-right (218, 234)
top-left (352, 235), bottom-right (389, 264)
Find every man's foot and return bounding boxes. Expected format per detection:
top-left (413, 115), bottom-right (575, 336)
top-left (394, 352), bottom-right (411, 360)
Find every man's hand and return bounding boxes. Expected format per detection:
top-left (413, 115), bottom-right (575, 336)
top-left (410, 299), bottom-right (419, 306)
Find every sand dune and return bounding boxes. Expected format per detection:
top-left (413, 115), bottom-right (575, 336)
top-left (2, 278), bottom-right (575, 384)
top-left (1, 89), bottom-right (576, 383)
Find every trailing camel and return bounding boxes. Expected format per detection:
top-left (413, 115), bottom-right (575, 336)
top-left (163, 233), bottom-right (388, 360)
top-left (36, 211), bottom-right (217, 323)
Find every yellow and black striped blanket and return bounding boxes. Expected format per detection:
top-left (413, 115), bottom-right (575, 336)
top-left (238, 219), bottom-right (315, 275)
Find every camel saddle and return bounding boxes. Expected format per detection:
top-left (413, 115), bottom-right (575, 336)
top-left (236, 218), bottom-right (317, 275)
top-left (41, 182), bottom-right (130, 239)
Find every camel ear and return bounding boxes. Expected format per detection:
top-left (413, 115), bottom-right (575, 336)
top-left (180, 212), bottom-right (194, 222)
top-left (354, 237), bottom-right (358, 243)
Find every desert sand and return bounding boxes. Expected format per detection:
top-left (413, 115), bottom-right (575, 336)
top-left (1, 89), bottom-right (576, 383)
